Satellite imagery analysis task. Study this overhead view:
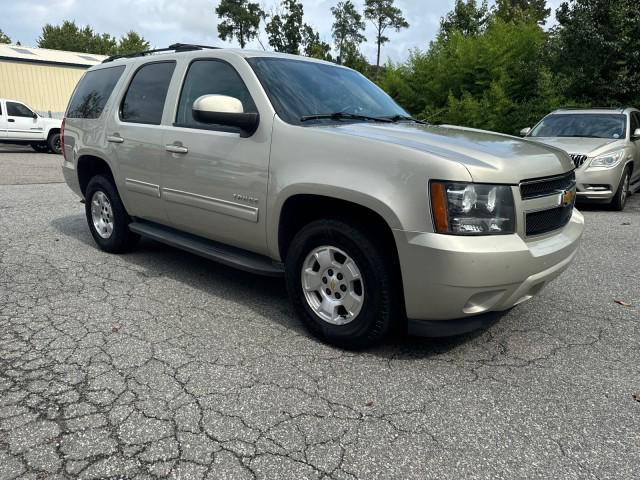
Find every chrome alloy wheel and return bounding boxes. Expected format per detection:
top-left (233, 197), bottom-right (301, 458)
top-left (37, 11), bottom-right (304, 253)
top-left (91, 191), bottom-right (114, 239)
top-left (301, 245), bottom-right (365, 325)
top-left (621, 173), bottom-right (630, 205)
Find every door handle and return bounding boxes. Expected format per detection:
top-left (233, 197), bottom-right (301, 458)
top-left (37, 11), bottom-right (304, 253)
top-left (165, 144), bottom-right (189, 154)
top-left (8, 119), bottom-right (15, 123)
top-left (107, 135), bottom-right (124, 143)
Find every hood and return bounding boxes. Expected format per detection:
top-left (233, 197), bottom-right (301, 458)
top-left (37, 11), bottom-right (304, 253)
top-left (320, 122), bottom-right (573, 184)
top-left (527, 136), bottom-right (624, 157)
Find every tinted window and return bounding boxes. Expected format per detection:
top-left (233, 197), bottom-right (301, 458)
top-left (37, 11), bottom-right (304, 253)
top-left (630, 112), bottom-right (640, 135)
top-left (175, 60), bottom-right (256, 129)
top-left (67, 66), bottom-right (125, 119)
top-left (247, 57), bottom-right (407, 125)
top-left (121, 62), bottom-right (176, 125)
top-left (7, 102), bottom-right (34, 117)
top-left (530, 113), bottom-right (627, 139)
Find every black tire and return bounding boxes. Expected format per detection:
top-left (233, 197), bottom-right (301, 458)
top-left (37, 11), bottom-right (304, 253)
top-left (30, 143), bottom-right (49, 153)
top-left (47, 132), bottom-right (62, 154)
top-left (85, 175), bottom-right (139, 253)
top-left (611, 167), bottom-right (631, 211)
top-left (285, 219), bottom-right (399, 349)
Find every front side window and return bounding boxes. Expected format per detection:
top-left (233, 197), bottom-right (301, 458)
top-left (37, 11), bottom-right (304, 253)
top-left (120, 62), bottom-right (176, 125)
top-left (175, 59), bottom-right (256, 130)
top-left (67, 66), bottom-right (125, 119)
top-left (630, 112), bottom-right (640, 135)
top-left (247, 57), bottom-right (408, 125)
top-left (7, 102), bottom-right (34, 117)
top-left (530, 113), bottom-right (627, 140)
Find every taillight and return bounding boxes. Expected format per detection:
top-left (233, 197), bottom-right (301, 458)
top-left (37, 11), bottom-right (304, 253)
top-left (60, 118), bottom-right (66, 160)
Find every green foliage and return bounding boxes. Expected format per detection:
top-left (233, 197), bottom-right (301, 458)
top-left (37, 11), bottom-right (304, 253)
top-left (439, 0), bottom-right (489, 40)
top-left (114, 31), bottom-right (150, 55)
top-left (364, 0), bottom-right (409, 68)
top-left (551, 0), bottom-right (640, 107)
top-left (216, 0), bottom-right (264, 48)
top-left (37, 20), bottom-right (117, 54)
top-left (266, 0), bottom-right (305, 54)
top-left (494, 0), bottom-right (551, 25)
top-left (0, 29), bottom-right (11, 44)
top-left (331, 1), bottom-right (366, 65)
top-left (302, 25), bottom-right (333, 61)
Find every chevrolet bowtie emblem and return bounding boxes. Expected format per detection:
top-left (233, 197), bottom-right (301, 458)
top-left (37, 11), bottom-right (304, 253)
top-left (561, 188), bottom-right (576, 207)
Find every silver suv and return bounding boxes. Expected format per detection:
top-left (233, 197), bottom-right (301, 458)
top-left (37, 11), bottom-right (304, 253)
top-left (62, 44), bottom-right (584, 348)
top-left (522, 107), bottom-right (640, 210)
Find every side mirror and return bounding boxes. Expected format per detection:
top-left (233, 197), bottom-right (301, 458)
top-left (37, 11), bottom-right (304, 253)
top-left (32, 112), bottom-right (38, 119)
top-left (632, 128), bottom-right (640, 140)
top-left (520, 127), bottom-right (531, 137)
top-left (192, 95), bottom-right (259, 137)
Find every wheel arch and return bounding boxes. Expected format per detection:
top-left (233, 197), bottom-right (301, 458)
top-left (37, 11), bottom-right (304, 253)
top-left (77, 154), bottom-right (116, 197)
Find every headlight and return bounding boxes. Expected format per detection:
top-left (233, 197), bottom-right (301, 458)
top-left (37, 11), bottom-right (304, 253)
top-left (588, 149), bottom-right (626, 170)
top-left (430, 182), bottom-right (515, 235)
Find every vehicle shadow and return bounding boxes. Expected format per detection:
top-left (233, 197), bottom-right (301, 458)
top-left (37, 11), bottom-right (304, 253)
top-left (50, 213), bottom-right (497, 358)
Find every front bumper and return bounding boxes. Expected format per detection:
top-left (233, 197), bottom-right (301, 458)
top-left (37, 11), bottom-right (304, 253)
top-left (395, 209), bottom-right (584, 336)
top-left (576, 167), bottom-right (623, 201)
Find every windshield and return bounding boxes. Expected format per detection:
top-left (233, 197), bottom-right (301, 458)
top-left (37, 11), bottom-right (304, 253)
top-left (247, 57), bottom-right (408, 125)
top-left (530, 113), bottom-right (627, 139)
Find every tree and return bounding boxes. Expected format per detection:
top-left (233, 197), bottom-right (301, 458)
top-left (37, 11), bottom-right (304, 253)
top-left (37, 21), bottom-right (116, 54)
top-left (302, 25), bottom-right (332, 61)
top-left (115, 31), bottom-right (150, 55)
top-left (0, 29), bottom-right (11, 44)
top-left (216, 0), bottom-right (264, 49)
top-left (266, 0), bottom-right (305, 54)
top-left (439, 0), bottom-right (489, 40)
top-left (494, 0), bottom-right (551, 25)
top-left (331, 1), bottom-right (366, 65)
top-left (364, 0), bottom-right (408, 69)
top-left (551, 0), bottom-right (640, 106)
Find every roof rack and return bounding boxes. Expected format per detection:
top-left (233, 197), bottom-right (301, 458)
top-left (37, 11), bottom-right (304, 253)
top-left (102, 43), bottom-right (220, 63)
top-left (555, 106), bottom-right (628, 112)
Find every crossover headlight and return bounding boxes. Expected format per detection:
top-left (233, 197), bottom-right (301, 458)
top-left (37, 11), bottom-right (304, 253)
top-left (430, 182), bottom-right (515, 235)
top-left (588, 149), bottom-right (626, 170)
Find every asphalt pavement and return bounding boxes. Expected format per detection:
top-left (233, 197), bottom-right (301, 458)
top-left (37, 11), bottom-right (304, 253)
top-left (0, 146), bottom-right (639, 479)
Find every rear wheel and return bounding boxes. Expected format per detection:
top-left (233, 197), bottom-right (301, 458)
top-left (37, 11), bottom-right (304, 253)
top-left (285, 219), bottom-right (398, 349)
top-left (31, 143), bottom-right (49, 153)
top-left (85, 175), bottom-right (139, 253)
top-left (47, 132), bottom-right (62, 154)
top-left (611, 167), bottom-right (631, 211)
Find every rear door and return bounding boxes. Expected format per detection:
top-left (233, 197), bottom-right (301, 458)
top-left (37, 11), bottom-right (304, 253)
top-left (0, 101), bottom-right (7, 138)
top-left (107, 60), bottom-right (176, 224)
top-left (6, 101), bottom-right (43, 140)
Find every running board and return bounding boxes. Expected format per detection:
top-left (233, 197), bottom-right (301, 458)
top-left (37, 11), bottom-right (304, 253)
top-left (129, 221), bottom-right (284, 277)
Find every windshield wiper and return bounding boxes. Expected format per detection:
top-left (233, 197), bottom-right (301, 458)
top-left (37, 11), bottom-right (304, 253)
top-left (386, 114), bottom-right (428, 124)
top-left (300, 112), bottom-right (393, 123)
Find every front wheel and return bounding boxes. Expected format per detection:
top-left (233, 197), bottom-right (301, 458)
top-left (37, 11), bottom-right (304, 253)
top-left (85, 175), bottom-right (139, 253)
top-left (285, 219), bottom-right (399, 349)
top-left (611, 167), bottom-right (631, 211)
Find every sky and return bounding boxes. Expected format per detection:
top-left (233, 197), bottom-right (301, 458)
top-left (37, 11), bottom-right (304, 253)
top-left (1, 0), bottom-right (563, 64)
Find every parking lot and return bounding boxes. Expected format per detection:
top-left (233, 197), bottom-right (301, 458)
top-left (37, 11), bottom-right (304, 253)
top-left (0, 146), bottom-right (638, 479)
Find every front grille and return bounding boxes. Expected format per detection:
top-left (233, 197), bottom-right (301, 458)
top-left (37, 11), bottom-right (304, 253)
top-left (570, 154), bottom-right (588, 168)
top-left (520, 171), bottom-right (576, 200)
top-left (526, 205), bottom-right (573, 236)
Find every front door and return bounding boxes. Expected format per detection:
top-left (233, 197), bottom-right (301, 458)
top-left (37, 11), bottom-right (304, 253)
top-left (161, 59), bottom-right (270, 255)
top-left (630, 112), bottom-right (640, 185)
top-left (0, 101), bottom-right (7, 138)
top-left (6, 101), bottom-right (42, 140)
top-left (109, 61), bottom-right (176, 224)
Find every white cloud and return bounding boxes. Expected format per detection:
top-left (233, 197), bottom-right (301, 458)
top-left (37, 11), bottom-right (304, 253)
top-left (2, 0), bottom-right (562, 63)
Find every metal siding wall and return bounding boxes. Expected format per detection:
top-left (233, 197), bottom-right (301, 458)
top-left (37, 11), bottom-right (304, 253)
top-left (0, 60), bottom-right (87, 118)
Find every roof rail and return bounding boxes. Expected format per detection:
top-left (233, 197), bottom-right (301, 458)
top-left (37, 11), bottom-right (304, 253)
top-left (555, 106), bottom-right (627, 112)
top-left (102, 43), bottom-right (220, 63)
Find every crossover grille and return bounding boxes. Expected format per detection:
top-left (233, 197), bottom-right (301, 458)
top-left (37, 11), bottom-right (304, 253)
top-left (520, 171), bottom-right (576, 200)
top-left (570, 154), bottom-right (588, 168)
top-left (525, 205), bottom-right (574, 236)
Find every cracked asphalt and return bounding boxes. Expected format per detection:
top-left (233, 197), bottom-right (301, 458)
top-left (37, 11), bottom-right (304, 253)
top-left (1, 146), bottom-right (639, 479)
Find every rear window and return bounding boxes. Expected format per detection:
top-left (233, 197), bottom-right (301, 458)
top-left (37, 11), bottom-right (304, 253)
top-left (67, 65), bottom-right (125, 119)
top-left (120, 61), bottom-right (176, 125)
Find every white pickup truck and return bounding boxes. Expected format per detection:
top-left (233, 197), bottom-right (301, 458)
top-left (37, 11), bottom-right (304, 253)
top-left (0, 98), bottom-right (62, 154)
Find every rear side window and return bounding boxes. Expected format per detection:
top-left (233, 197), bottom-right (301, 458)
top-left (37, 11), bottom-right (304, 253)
top-left (67, 66), bottom-right (125, 119)
top-left (175, 59), bottom-right (256, 129)
top-left (7, 102), bottom-right (34, 117)
top-left (120, 62), bottom-right (176, 125)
